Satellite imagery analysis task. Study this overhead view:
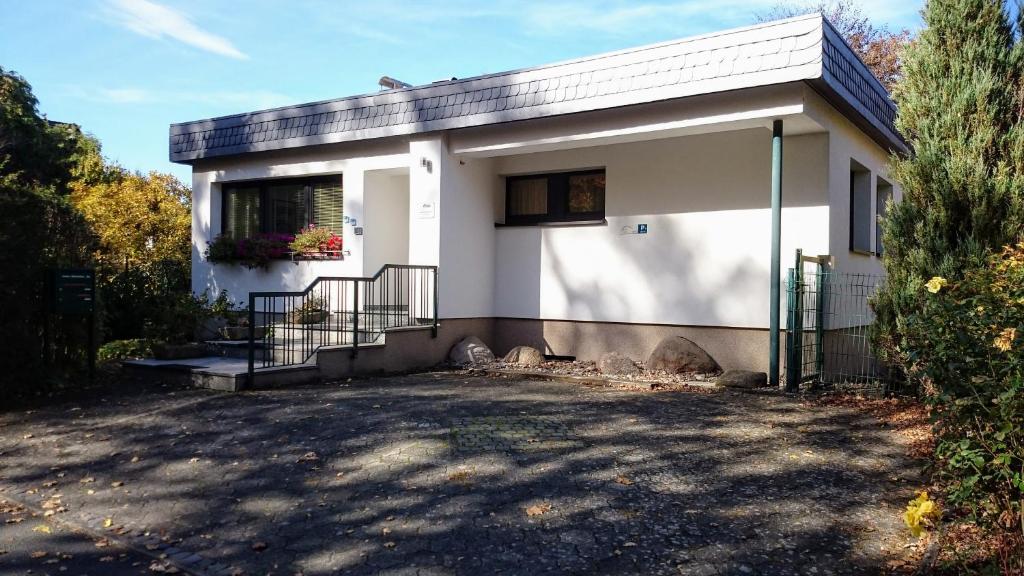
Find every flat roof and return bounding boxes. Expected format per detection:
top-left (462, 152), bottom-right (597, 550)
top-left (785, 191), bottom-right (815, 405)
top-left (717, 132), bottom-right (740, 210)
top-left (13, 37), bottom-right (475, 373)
top-left (169, 14), bottom-right (903, 163)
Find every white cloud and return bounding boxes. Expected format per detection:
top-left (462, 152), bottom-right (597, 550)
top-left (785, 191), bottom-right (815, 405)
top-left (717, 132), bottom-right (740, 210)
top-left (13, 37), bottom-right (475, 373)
top-left (104, 0), bottom-right (248, 59)
top-left (73, 86), bottom-right (294, 110)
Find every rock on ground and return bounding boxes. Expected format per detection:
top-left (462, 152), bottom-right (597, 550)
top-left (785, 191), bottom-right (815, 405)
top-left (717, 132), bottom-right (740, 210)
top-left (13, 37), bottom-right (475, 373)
top-left (646, 336), bottom-right (720, 374)
top-left (503, 346), bottom-right (545, 367)
top-left (716, 369), bottom-right (768, 389)
top-left (449, 336), bottom-right (495, 365)
top-left (598, 352), bottom-right (640, 375)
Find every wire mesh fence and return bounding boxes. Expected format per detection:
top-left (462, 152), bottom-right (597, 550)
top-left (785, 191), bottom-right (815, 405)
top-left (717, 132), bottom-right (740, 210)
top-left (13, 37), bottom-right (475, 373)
top-left (784, 256), bottom-right (911, 395)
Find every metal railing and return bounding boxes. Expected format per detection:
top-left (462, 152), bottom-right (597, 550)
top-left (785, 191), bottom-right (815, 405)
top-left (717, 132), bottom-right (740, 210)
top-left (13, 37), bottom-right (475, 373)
top-left (784, 250), bottom-right (907, 394)
top-left (247, 264), bottom-right (438, 385)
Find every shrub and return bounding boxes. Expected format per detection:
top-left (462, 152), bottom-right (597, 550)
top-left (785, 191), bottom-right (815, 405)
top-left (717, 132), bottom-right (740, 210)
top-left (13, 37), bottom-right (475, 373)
top-left (97, 338), bottom-right (154, 361)
top-left (902, 244), bottom-right (1023, 529)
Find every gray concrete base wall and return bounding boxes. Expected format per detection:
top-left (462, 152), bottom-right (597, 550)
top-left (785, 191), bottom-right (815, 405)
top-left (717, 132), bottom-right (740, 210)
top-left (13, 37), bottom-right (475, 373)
top-left (315, 318), bottom-right (495, 379)
top-left (491, 318), bottom-right (771, 372)
top-left (271, 317), bottom-right (772, 384)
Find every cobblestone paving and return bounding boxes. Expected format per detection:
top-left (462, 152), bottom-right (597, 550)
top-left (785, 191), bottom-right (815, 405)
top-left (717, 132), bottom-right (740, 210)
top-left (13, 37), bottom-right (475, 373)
top-left (0, 373), bottom-right (922, 575)
top-left (450, 416), bottom-right (582, 453)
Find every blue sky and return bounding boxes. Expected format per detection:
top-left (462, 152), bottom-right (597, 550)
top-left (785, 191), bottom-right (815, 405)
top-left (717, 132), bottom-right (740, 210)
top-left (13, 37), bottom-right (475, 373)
top-left (2, 0), bottom-right (923, 183)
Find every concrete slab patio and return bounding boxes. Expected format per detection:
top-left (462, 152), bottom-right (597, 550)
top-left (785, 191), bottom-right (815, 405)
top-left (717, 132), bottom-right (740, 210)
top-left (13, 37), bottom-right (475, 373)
top-left (0, 373), bottom-right (921, 575)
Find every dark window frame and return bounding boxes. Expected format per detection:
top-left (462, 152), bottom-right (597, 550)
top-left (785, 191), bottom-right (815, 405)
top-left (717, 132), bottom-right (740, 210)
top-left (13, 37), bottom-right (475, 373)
top-left (221, 175), bottom-right (343, 238)
top-left (504, 168), bottom-right (605, 226)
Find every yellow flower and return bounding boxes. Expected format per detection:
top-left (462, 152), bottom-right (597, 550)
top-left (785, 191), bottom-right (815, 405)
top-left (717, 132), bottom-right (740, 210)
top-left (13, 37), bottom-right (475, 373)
top-left (993, 327), bottom-right (1017, 352)
top-left (904, 492), bottom-right (939, 538)
top-left (924, 276), bottom-right (947, 293)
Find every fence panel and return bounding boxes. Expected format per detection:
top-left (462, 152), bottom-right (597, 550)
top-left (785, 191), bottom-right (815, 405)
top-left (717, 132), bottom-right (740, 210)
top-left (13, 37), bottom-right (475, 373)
top-left (784, 259), bottom-right (908, 394)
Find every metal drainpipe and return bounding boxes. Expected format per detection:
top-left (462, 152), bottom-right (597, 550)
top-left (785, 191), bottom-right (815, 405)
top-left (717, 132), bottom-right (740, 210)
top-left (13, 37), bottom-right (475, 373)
top-left (769, 119), bottom-right (784, 388)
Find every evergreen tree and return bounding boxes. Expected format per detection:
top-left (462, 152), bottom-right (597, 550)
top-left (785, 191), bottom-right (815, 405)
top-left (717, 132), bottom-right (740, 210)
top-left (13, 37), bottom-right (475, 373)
top-left (874, 0), bottom-right (1024, 356)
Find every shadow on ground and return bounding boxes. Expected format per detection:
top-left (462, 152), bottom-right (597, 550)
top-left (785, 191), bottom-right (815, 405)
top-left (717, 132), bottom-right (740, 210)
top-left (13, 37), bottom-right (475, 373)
top-left (0, 372), bottom-right (921, 575)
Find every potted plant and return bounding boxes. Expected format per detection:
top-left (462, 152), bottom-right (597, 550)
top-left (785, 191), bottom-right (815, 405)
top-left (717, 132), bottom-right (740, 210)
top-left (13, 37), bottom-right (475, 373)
top-left (287, 295), bottom-right (329, 324)
top-left (218, 314), bottom-right (267, 340)
top-left (204, 233), bottom-right (293, 270)
top-left (289, 225), bottom-right (342, 259)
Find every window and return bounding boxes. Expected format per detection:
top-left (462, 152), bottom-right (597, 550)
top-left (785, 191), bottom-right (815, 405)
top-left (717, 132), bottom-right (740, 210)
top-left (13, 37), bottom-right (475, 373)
top-left (849, 160), bottom-right (872, 253)
top-left (875, 177), bottom-right (892, 255)
top-left (221, 176), bottom-right (343, 238)
top-left (505, 169), bottom-right (605, 225)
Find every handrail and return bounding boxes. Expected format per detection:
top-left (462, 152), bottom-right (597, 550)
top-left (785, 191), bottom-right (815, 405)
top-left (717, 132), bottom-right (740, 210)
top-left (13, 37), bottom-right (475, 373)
top-left (247, 264), bottom-right (438, 388)
top-left (249, 264), bottom-right (439, 299)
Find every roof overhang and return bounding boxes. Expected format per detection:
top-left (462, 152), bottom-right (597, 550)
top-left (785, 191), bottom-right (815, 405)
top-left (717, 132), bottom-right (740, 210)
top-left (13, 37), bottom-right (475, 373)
top-left (169, 13), bottom-right (904, 164)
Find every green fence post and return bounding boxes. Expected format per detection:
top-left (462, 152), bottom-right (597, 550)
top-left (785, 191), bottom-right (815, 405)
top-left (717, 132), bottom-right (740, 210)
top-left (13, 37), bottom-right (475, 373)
top-left (793, 250), bottom-right (804, 387)
top-left (785, 267), bottom-right (799, 392)
top-left (815, 259), bottom-right (829, 380)
top-left (768, 119), bottom-right (784, 388)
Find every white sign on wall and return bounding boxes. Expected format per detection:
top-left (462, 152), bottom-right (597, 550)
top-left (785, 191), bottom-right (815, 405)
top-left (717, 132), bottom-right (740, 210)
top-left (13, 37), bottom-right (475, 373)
top-left (416, 201), bottom-right (436, 219)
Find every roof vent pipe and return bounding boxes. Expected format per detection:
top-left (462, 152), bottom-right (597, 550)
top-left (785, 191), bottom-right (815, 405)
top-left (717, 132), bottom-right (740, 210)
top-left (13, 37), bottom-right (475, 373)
top-left (379, 76), bottom-right (412, 90)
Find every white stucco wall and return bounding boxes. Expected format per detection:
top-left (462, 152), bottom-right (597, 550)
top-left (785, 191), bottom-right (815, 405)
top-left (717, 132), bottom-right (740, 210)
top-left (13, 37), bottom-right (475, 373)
top-left (804, 88), bottom-right (901, 277)
top-left (362, 171), bottom-right (410, 276)
top-left (488, 128), bottom-right (829, 329)
top-left (438, 154), bottom-right (497, 319)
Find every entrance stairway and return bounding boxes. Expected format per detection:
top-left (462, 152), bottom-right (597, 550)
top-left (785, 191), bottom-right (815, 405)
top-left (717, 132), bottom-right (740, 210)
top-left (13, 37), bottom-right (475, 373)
top-left (125, 265), bottom-right (438, 391)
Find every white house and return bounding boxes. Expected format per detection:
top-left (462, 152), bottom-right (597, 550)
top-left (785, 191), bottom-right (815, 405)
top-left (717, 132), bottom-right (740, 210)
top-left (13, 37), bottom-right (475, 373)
top-left (170, 14), bottom-right (903, 388)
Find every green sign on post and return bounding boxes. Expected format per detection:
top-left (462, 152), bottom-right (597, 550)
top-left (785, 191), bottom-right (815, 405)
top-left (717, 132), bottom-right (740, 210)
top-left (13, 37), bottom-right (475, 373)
top-left (50, 269), bottom-right (95, 315)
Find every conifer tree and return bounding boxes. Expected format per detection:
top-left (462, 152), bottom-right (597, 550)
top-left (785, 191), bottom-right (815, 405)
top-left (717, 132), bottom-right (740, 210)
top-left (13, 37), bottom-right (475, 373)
top-left (874, 0), bottom-right (1024, 354)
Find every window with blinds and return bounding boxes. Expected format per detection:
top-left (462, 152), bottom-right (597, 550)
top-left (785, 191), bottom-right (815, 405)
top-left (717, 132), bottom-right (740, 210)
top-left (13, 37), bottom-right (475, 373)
top-left (223, 186), bottom-right (261, 239)
top-left (312, 181), bottom-right (344, 233)
top-left (220, 175), bottom-right (343, 238)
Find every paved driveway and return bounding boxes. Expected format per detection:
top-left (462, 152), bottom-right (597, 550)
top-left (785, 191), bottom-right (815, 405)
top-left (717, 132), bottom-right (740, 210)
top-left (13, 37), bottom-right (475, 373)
top-left (0, 373), bottom-right (919, 575)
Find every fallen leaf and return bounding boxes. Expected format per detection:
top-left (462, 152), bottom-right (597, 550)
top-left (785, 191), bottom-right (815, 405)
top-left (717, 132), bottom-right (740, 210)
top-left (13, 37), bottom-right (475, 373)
top-left (79, 477), bottom-right (95, 484)
top-left (383, 541), bottom-right (396, 548)
top-left (525, 503), bottom-right (552, 517)
top-left (103, 518), bottom-right (113, 528)
top-left (111, 481), bottom-right (124, 488)
top-left (32, 525), bottom-right (51, 534)
top-left (31, 550), bottom-right (47, 558)
top-left (615, 475), bottom-right (634, 486)
top-left (296, 452), bottom-right (319, 463)
top-left (251, 541), bottom-right (268, 552)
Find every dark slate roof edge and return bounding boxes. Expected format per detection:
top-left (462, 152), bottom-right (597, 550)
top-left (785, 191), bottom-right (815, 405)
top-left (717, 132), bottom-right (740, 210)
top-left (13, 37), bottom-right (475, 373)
top-left (169, 72), bottom-right (823, 163)
top-left (818, 18), bottom-right (905, 152)
top-left (169, 13), bottom-right (823, 136)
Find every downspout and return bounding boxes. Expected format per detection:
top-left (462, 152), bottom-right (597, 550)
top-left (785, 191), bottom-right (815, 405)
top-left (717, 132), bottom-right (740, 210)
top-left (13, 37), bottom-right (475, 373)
top-left (769, 120), bottom-right (783, 388)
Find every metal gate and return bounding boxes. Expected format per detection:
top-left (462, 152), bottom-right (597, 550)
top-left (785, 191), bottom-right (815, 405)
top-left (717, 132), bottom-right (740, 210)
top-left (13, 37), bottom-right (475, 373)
top-left (784, 249), bottom-right (906, 393)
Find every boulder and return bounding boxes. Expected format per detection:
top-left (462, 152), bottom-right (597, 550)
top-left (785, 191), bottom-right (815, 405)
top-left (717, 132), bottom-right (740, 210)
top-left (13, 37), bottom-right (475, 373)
top-left (646, 336), bottom-right (720, 374)
top-left (449, 336), bottom-right (495, 366)
top-left (716, 369), bottom-right (768, 389)
top-left (598, 352), bottom-right (640, 375)
top-left (503, 346), bottom-right (545, 367)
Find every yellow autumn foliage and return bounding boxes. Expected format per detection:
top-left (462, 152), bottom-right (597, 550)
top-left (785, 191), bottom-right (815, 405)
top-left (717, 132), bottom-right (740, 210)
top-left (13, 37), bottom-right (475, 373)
top-left (903, 491), bottom-right (940, 538)
top-left (71, 171), bottom-right (190, 269)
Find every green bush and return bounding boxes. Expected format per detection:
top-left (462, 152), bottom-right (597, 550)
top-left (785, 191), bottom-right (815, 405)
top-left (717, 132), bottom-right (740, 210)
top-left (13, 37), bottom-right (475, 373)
top-left (902, 244), bottom-right (1023, 528)
top-left (97, 338), bottom-right (154, 361)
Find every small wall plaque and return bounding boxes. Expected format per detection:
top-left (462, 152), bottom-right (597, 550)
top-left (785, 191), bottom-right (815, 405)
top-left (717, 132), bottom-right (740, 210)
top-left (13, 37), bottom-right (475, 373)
top-left (416, 201), bottom-right (436, 219)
